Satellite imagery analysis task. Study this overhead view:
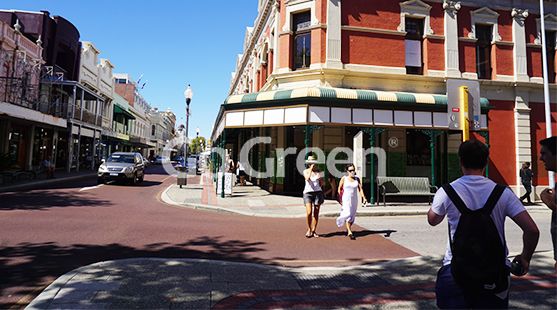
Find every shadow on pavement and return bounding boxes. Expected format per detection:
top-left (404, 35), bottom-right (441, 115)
top-left (0, 237), bottom-right (269, 309)
top-left (103, 180), bottom-right (162, 187)
top-left (0, 190), bottom-right (112, 211)
top-left (320, 229), bottom-right (397, 239)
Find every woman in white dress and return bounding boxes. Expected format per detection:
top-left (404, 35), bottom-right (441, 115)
top-left (336, 164), bottom-right (368, 240)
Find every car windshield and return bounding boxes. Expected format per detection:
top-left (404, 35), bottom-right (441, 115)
top-left (107, 155), bottom-right (135, 164)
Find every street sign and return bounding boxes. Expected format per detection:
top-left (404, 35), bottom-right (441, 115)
top-left (447, 79), bottom-right (481, 131)
top-left (224, 173), bottom-right (233, 195)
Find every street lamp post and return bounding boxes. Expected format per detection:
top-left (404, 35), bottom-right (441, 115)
top-left (184, 84), bottom-right (193, 185)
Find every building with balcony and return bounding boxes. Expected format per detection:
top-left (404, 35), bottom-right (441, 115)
top-left (149, 108), bottom-right (176, 158)
top-left (0, 18), bottom-right (69, 180)
top-left (114, 73), bottom-right (155, 157)
top-left (212, 0), bottom-right (557, 199)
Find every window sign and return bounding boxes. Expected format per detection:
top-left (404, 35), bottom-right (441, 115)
top-left (405, 40), bottom-right (422, 67)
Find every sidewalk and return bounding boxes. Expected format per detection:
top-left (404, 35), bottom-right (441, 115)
top-left (26, 252), bottom-right (556, 309)
top-left (0, 170), bottom-right (96, 193)
top-left (161, 174), bottom-right (549, 218)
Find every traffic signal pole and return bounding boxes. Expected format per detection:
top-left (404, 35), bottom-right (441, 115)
top-left (459, 86), bottom-right (470, 142)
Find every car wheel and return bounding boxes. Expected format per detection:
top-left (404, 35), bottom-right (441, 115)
top-left (139, 173), bottom-right (144, 183)
top-left (132, 173), bottom-right (138, 185)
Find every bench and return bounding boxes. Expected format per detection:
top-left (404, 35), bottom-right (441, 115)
top-left (377, 176), bottom-right (438, 206)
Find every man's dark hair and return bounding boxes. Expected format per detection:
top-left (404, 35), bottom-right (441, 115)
top-left (540, 136), bottom-right (557, 155)
top-left (458, 140), bottom-right (489, 169)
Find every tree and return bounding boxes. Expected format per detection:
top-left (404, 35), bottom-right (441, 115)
top-left (189, 136), bottom-right (206, 154)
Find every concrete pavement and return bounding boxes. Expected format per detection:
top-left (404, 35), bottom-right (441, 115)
top-left (161, 174), bottom-right (549, 218)
top-left (27, 252), bottom-right (557, 309)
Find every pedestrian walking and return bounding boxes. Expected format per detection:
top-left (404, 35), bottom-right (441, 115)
top-left (539, 136), bottom-right (557, 272)
top-left (336, 164), bottom-right (368, 240)
top-left (427, 140), bottom-right (539, 309)
top-left (303, 156), bottom-right (324, 238)
top-left (237, 160), bottom-right (247, 186)
top-left (519, 162), bottom-right (533, 204)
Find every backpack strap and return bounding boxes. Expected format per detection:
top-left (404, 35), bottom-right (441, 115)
top-left (442, 184), bottom-right (470, 215)
top-left (481, 184), bottom-right (506, 214)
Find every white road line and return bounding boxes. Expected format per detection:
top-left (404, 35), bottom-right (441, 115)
top-left (161, 175), bottom-right (174, 182)
top-left (79, 184), bottom-right (104, 192)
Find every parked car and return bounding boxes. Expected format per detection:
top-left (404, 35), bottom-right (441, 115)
top-left (97, 152), bottom-right (145, 185)
top-left (153, 155), bottom-right (170, 165)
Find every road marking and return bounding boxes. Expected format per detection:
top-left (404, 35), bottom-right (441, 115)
top-left (161, 175), bottom-right (173, 182)
top-left (79, 184), bottom-right (104, 192)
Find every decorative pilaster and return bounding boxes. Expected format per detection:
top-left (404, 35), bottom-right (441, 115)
top-left (512, 8), bottom-right (530, 82)
top-left (443, 1), bottom-right (461, 78)
top-left (514, 90), bottom-right (532, 194)
top-left (326, 0), bottom-right (343, 69)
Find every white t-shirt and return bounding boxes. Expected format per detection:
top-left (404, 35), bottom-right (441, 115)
top-left (431, 175), bottom-right (526, 267)
top-left (303, 171), bottom-right (323, 193)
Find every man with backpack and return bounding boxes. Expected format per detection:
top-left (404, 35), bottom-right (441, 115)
top-left (427, 140), bottom-right (539, 309)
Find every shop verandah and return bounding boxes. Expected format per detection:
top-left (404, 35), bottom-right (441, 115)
top-left (210, 87), bottom-right (490, 203)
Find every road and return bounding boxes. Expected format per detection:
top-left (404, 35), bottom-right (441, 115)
top-left (0, 166), bottom-right (416, 309)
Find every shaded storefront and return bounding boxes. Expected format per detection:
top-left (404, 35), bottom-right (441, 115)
top-left (212, 87), bottom-right (490, 202)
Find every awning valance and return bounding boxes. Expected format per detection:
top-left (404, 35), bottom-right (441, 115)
top-left (114, 104), bottom-right (135, 120)
top-left (225, 87), bottom-right (490, 108)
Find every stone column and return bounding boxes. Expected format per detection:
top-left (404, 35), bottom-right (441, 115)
top-left (326, 0), bottom-right (343, 69)
top-left (512, 8), bottom-right (530, 82)
top-left (26, 125), bottom-right (35, 170)
top-left (443, 1), bottom-right (461, 78)
top-left (52, 129), bottom-right (59, 168)
top-left (514, 89), bottom-right (533, 196)
top-left (0, 120), bottom-right (11, 154)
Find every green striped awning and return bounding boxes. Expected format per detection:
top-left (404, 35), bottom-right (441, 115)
top-left (114, 104), bottom-right (135, 120)
top-left (225, 87), bottom-right (489, 107)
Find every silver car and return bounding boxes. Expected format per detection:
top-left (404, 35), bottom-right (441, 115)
top-left (97, 152), bottom-right (145, 185)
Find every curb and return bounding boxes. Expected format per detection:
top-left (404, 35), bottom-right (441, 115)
top-left (0, 173), bottom-right (96, 193)
top-left (161, 185), bottom-right (552, 219)
top-left (161, 185), bottom-right (432, 218)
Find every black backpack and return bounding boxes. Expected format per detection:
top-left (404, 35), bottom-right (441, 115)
top-left (442, 183), bottom-right (510, 293)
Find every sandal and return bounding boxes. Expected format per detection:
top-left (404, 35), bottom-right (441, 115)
top-left (348, 233), bottom-right (356, 240)
top-left (305, 231), bottom-right (313, 238)
top-left (312, 231), bottom-right (320, 238)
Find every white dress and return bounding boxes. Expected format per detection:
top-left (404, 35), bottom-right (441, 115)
top-left (336, 177), bottom-right (359, 227)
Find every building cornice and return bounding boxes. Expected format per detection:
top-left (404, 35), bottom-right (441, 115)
top-left (230, 0), bottom-right (275, 94)
top-left (341, 25), bottom-right (407, 36)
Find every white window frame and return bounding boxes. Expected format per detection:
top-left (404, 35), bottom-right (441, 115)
top-left (468, 7), bottom-right (501, 43)
top-left (398, 0), bottom-right (433, 36)
top-left (282, 0), bottom-right (318, 33)
top-left (534, 14), bottom-right (557, 45)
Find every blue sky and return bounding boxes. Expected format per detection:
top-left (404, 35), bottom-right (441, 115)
top-left (1, 0), bottom-right (258, 139)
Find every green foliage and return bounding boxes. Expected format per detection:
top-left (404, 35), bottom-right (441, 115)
top-left (189, 136), bottom-right (207, 154)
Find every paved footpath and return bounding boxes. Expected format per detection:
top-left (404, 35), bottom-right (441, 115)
top-left (27, 253), bottom-right (556, 309)
top-left (162, 173), bottom-right (548, 218)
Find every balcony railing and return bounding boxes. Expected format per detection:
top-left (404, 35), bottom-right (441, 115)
top-left (0, 76), bottom-right (40, 109)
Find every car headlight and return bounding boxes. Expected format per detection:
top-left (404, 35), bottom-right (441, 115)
top-left (124, 166), bottom-right (134, 173)
top-left (98, 165), bottom-right (107, 172)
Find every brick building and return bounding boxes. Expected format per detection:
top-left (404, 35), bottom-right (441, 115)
top-left (212, 0), bottom-right (557, 200)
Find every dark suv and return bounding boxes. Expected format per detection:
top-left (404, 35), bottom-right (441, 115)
top-left (97, 152), bottom-right (145, 185)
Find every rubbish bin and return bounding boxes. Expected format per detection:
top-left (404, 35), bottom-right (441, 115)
top-left (176, 166), bottom-right (187, 188)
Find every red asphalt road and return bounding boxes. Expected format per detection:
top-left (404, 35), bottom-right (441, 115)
top-left (0, 167), bottom-right (417, 308)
